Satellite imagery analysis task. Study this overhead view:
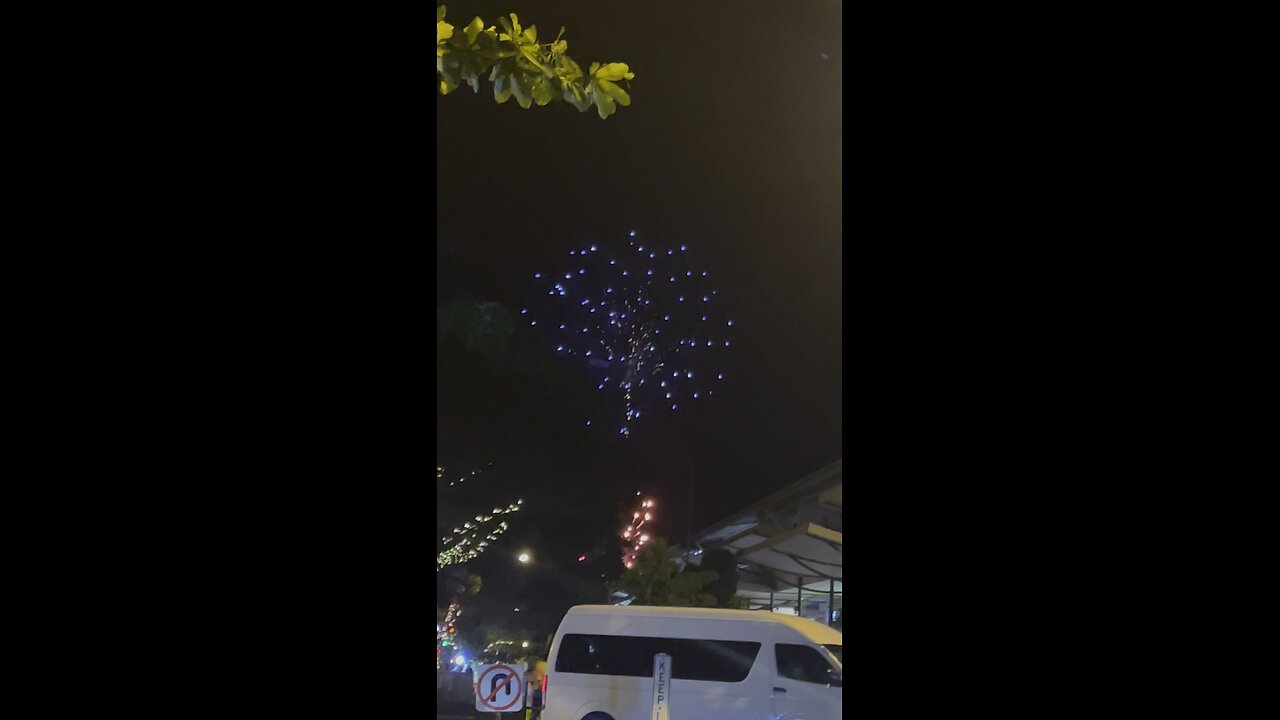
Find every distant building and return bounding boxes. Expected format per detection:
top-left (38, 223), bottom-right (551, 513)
top-left (679, 460), bottom-right (842, 626)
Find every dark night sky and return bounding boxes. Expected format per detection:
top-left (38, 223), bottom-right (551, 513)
top-left (438, 0), bottom-right (841, 560)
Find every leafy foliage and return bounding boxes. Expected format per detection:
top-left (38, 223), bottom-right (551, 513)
top-left (698, 548), bottom-right (741, 607)
top-left (437, 5), bottom-right (634, 119)
top-left (608, 538), bottom-right (718, 607)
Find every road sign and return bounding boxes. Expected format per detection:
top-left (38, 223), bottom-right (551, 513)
top-left (651, 653), bottom-right (671, 720)
top-left (475, 662), bottom-right (526, 713)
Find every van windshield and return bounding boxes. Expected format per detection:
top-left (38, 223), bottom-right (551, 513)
top-left (822, 644), bottom-right (843, 666)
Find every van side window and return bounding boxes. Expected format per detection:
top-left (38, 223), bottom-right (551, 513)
top-left (556, 634), bottom-right (761, 682)
top-left (775, 644), bottom-right (838, 685)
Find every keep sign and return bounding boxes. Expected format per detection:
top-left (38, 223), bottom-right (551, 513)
top-left (651, 653), bottom-right (671, 720)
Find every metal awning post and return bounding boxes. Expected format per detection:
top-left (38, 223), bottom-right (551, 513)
top-left (797, 576), bottom-right (803, 618)
top-left (828, 578), bottom-right (835, 626)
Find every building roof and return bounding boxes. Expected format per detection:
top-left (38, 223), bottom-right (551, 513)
top-left (565, 604), bottom-right (842, 641)
top-left (682, 460), bottom-right (842, 611)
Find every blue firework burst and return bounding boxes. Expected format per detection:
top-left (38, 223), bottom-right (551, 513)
top-left (524, 232), bottom-right (733, 436)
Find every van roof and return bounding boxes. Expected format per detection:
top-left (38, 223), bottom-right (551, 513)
top-left (564, 605), bottom-right (843, 644)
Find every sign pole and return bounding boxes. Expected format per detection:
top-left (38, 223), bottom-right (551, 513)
top-left (651, 653), bottom-right (671, 720)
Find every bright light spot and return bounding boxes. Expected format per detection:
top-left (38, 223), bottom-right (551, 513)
top-left (523, 641), bottom-right (530, 648)
top-left (518, 552), bottom-right (531, 564)
top-left (453, 655), bottom-right (465, 665)
top-left (629, 231), bottom-right (637, 237)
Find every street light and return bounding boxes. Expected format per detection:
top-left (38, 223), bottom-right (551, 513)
top-left (517, 551), bottom-right (531, 564)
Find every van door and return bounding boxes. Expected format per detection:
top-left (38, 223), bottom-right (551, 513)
top-left (770, 642), bottom-right (842, 720)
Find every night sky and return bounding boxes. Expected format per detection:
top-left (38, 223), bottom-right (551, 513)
top-left (438, 0), bottom-right (842, 596)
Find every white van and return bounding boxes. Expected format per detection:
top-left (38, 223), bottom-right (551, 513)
top-left (543, 605), bottom-right (842, 720)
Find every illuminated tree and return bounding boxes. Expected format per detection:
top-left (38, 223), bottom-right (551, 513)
top-left (437, 6), bottom-right (635, 119)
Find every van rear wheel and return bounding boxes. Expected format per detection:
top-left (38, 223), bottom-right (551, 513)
top-left (581, 714), bottom-right (615, 720)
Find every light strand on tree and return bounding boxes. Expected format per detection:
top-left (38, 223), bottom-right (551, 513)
top-left (437, 461), bottom-right (523, 569)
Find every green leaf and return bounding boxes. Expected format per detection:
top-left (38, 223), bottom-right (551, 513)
top-left (510, 72), bottom-right (533, 109)
top-left (523, 25), bottom-right (537, 43)
top-left (562, 81), bottom-right (590, 111)
top-left (493, 74), bottom-right (512, 104)
top-left (596, 78), bottom-right (631, 107)
top-left (464, 16), bottom-right (484, 45)
top-left (593, 63), bottom-right (634, 81)
top-left (437, 20), bottom-right (454, 43)
top-left (588, 62), bottom-right (600, 75)
top-left (437, 5), bottom-right (446, 22)
top-left (555, 54), bottom-right (583, 82)
top-left (530, 75), bottom-right (553, 106)
top-left (440, 78), bottom-right (458, 95)
top-left (587, 82), bottom-right (616, 119)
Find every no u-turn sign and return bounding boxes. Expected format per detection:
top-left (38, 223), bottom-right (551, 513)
top-left (475, 662), bottom-right (525, 713)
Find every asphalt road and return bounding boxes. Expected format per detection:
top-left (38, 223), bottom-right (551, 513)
top-left (438, 702), bottom-right (536, 719)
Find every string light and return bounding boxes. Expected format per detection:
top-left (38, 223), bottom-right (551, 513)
top-left (526, 231), bottom-right (733, 435)
top-left (437, 462), bottom-right (523, 570)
